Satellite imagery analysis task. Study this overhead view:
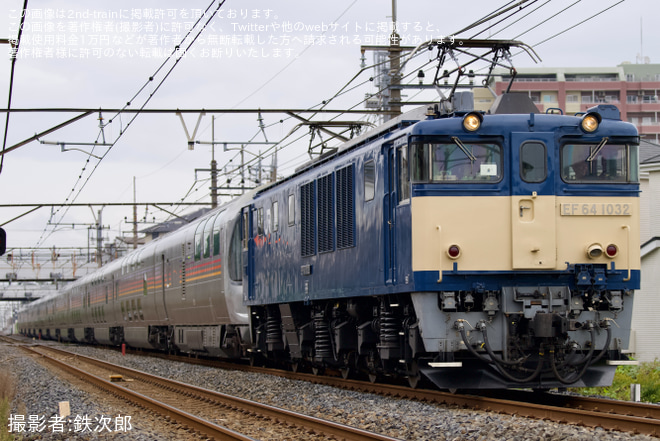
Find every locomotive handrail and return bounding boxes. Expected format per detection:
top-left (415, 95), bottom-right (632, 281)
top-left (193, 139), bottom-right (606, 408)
top-left (622, 225), bottom-right (631, 282)
top-left (436, 225), bottom-right (442, 283)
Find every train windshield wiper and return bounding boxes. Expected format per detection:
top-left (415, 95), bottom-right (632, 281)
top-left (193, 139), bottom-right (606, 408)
top-left (451, 136), bottom-right (476, 163)
top-left (586, 137), bottom-right (609, 162)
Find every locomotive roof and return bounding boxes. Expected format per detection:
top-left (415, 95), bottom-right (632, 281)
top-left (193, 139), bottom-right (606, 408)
top-left (256, 106), bottom-right (431, 196)
top-left (257, 102), bottom-right (638, 198)
top-left (411, 108), bottom-right (639, 139)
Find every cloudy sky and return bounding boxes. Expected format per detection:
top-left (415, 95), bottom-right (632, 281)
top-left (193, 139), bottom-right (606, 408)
top-left (0, 0), bottom-right (657, 256)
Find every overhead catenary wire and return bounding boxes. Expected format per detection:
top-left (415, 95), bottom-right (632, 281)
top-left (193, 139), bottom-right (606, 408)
top-left (18, 0), bottom-right (632, 256)
top-left (168, 0), bottom-right (367, 214)
top-left (36, 0), bottom-right (538, 228)
top-left (468, 0), bottom-right (541, 39)
top-left (194, 0), bottom-right (559, 201)
top-left (231, 0), bottom-right (359, 110)
top-left (486, 0), bottom-right (553, 39)
top-left (0, 0), bottom-right (28, 177)
top-left (245, 0), bottom-right (616, 174)
top-left (453, 0), bottom-right (536, 37)
top-left (530, 0), bottom-right (625, 49)
top-left (512, 0), bottom-right (584, 40)
top-left (34, 0), bottom-right (227, 249)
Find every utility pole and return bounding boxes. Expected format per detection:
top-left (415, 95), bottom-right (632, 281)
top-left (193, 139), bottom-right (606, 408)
top-left (96, 208), bottom-right (103, 267)
top-left (211, 116), bottom-right (218, 208)
top-left (187, 113), bottom-right (278, 199)
top-left (388, 0), bottom-right (402, 118)
top-left (133, 177), bottom-right (138, 249)
top-left (257, 111), bottom-right (277, 183)
top-left (360, 0), bottom-right (414, 121)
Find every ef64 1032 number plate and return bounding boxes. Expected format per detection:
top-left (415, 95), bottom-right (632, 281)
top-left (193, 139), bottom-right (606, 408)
top-left (560, 203), bottom-right (632, 216)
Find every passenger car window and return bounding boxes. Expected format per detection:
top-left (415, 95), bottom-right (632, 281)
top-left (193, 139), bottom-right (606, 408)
top-left (520, 142), bottom-right (547, 183)
top-left (212, 212), bottom-right (223, 256)
top-left (203, 217), bottom-right (214, 258)
top-left (228, 218), bottom-right (243, 282)
top-left (194, 221), bottom-right (204, 261)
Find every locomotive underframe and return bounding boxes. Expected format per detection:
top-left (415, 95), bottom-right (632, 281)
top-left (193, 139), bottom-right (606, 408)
top-left (247, 275), bottom-right (633, 389)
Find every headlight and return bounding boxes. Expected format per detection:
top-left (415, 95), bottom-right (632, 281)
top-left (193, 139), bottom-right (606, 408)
top-left (580, 112), bottom-right (601, 133)
top-left (587, 243), bottom-right (603, 259)
top-left (462, 112), bottom-right (482, 132)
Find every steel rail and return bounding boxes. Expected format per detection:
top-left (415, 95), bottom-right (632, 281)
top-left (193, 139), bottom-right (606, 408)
top-left (33, 345), bottom-right (404, 441)
top-left (175, 356), bottom-right (660, 437)
top-left (19, 345), bottom-right (258, 441)
top-left (14, 337), bottom-right (659, 437)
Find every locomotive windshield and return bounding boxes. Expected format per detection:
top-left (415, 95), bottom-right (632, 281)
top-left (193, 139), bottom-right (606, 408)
top-left (411, 140), bottom-right (502, 182)
top-left (561, 142), bottom-right (639, 183)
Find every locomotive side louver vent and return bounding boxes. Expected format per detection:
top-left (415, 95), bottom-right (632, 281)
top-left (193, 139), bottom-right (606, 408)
top-left (318, 174), bottom-right (335, 253)
top-left (301, 181), bottom-right (316, 257)
top-left (336, 164), bottom-right (355, 249)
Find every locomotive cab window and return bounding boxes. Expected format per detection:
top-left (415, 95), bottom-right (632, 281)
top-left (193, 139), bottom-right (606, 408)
top-left (561, 142), bottom-right (639, 183)
top-left (257, 207), bottom-right (264, 236)
top-left (288, 193), bottom-right (295, 226)
top-left (398, 146), bottom-right (410, 202)
top-left (272, 201), bottom-right (279, 232)
top-left (520, 141), bottom-right (547, 183)
top-left (411, 139), bottom-right (502, 182)
top-left (242, 211), bottom-right (248, 250)
top-left (364, 160), bottom-right (375, 202)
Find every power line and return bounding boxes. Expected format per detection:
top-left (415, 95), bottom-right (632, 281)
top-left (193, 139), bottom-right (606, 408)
top-left (0, 0), bottom-right (28, 176)
top-left (469, 0), bottom-right (541, 39)
top-left (231, 0), bottom-right (359, 109)
top-left (203, 3), bottom-right (546, 192)
top-left (33, 0), bottom-right (227, 249)
top-left (11, 1), bottom-right (631, 255)
top-left (177, 0), bottom-right (615, 205)
top-left (486, 0), bottom-right (553, 39)
top-left (531, 1), bottom-right (625, 48)
top-left (512, 0), bottom-right (584, 40)
top-left (454, 0), bottom-right (536, 36)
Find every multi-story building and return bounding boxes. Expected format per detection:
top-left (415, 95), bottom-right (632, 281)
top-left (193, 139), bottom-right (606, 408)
top-left (474, 63), bottom-right (660, 143)
top-left (632, 140), bottom-right (660, 362)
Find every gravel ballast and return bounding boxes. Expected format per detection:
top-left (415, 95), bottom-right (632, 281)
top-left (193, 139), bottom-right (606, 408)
top-left (3, 341), bottom-right (658, 441)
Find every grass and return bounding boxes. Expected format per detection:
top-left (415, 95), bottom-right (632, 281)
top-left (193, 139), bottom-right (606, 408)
top-left (571, 360), bottom-right (660, 402)
top-left (0, 370), bottom-right (15, 441)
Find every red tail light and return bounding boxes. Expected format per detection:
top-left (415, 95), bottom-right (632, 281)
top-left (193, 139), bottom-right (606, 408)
top-left (447, 245), bottom-right (461, 259)
top-left (606, 244), bottom-right (618, 258)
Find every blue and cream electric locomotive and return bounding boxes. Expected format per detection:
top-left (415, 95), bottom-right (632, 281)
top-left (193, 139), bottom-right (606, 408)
top-left (17, 93), bottom-right (640, 390)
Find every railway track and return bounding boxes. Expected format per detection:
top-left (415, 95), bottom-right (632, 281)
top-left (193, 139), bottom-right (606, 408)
top-left (306, 370), bottom-right (660, 437)
top-left (267, 367), bottom-right (660, 437)
top-left (128, 348), bottom-right (660, 437)
top-left (7, 336), bottom-right (659, 438)
top-left (17, 343), bottom-right (404, 441)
